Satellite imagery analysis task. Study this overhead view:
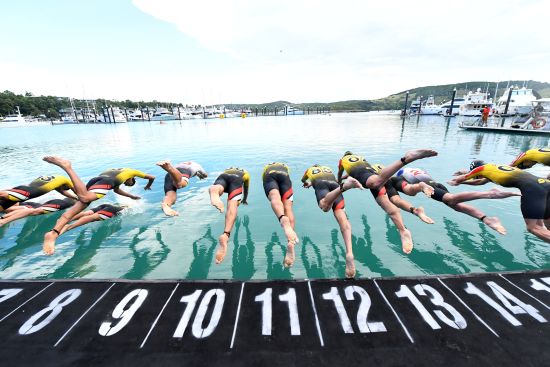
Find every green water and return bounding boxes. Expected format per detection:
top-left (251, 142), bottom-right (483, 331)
top-left (0, 113), bottom-right (548, 280)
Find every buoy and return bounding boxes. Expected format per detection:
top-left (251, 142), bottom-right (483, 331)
top-left (241, 113), bottom-right (247, 118)
top-left (219, 114), bottom-right (225, 119)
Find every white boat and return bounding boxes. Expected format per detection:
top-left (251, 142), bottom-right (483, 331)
top-left (439, 97), bottom-right (466, 116)
top-left (285, 105), bottom-right (304, 115)
top-left (97, 107), bottom-right (127, 123)
top-left (494, 86), bottom-right (537, 116)
top-left (418, 95), bottom-right (440, 115)
top-left (1, 106), bottom-right (27, 124)
top-left (151, 107), bottom-right (177, 121)
top-left (458, 88), bottom-right (493, 117)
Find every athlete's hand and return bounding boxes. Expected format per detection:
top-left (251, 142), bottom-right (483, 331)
top-left (241, 200), bottom-right (248, 205)
top-left (144, 185), bottom-right (152, 190)
top-left (302, 182), bottom-right (311, 188)
top-left (452, 169), bottom-right (469, 176)
top-left (447, 180), bottom-right (458, 187)
top-left (132, 195), bottom-right (142, 200)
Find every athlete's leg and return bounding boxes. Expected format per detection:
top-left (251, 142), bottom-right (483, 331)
top-left (366, 149), bottom-right (438, 188)
top-left (162, 190), bottom-right (179, 216)
top-left (332, 208), bottom-right (355, 278)
top-left (69, 210), bottom-right (95, 222)
top-left (442, 189), bottom-right (520, 206)
top-left (319, 178), bottom-right (362, 211)
top-left (525, 219), bottom-right (550, 243)
top-left (60, 213), bottom-right (102, 235)
top-left (282, 198), bottom-right (297, 267)
top-left (156, 160), bottom-right (187, 188)
top-left (209, 184), bottom-right (225, 213)
top-left (389, 195), bottom-right (434, 224)
top-left (447, 201), bottom-right (506, 235)
top-left (267, 189), bottom-right (298, 251)
top-left (42, 156), bottom-right (97, 202)
top-left (3, 204), bottom-right (26, 214)
top-left (401, 182), bottom-right (434, 197)
top-left (0, 207), bottom-right (37, 226)
top-left (215, 199), bottom-right (239, 264)
top-left (375, 195), bottom-right (413, 254)
top-left (43, 201), bottom-right (89, 255)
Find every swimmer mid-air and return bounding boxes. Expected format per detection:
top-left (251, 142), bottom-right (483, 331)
top-left (209, 167), bottom-right (250, 264)
top-left (338, 149), bottom-right (438, 254)
top-left (449, 160), bottom-right (550, 243)
top-left (156, 160), bottom-right (207, 216)
top-left (0, 175), bottom-right (76, 212)
top-left (0, 198), bottom-right (75, 226)
top-left (41, 156), bottom-right (155, 255)
top-left (262, 162), bottom-right (299, 267)
top-left (58, 203), bottom-right (126, 235)
top-left (302, 164), bottom-right (363, 278)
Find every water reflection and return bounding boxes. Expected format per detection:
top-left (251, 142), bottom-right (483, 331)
top-left (524, 233), bottom-right (549, 268)
top-left (123, 228), bottom-right (170, 279)
top-left (187, 226), bottom-right (217, 279)
top-left (265, 232), bottom-right (292, 279)
top-left (231, 215), bottom-right (256, 280)
top-left (301, 236), bottom-right (325, 278)
top-left (352, 215), bottom-right (394, 277)
top-left (50, 220), bottom-right (123, 278)
top-left (329, 228), bottom-right (347, 278)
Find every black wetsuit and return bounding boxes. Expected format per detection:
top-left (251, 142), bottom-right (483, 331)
top-left (262, 163), bottom-right (294, 201)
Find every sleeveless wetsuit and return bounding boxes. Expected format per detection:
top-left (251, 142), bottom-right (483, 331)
top-left (0, 175), bottom-right (73, 210)
top-left (22, 198), bottom-right (74, 213)
top-left (302, 165), bottom-right (345, 211)
top-left (396, 167), bottom-right (449, 202)
top-left (163, 161), bottom-right (206, 193)
top-left (339, 154), bottom-right (384, 198)
top-left (91, 204), bottom-right (124, 220)
top-left (86, 168), bottom-right (148, 199)
top-left (262, 162), bottom-right (294, 201)
top-left (466, 164), bottom-right (550, 219)
top-left (511, 148), bottom-right (550, 169)
top-left (213, 168), bottom-right (250, 201)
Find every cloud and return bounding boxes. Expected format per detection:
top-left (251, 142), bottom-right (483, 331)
top-left (131, 0), bottom-right (550, 102)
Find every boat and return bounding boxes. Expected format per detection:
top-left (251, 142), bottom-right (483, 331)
top-left (1, 106), bottom-right (27, 124)
top-left (458, 88), bottom-right (493, 117)
top-left (150, 107), bottom-right (177, 121)
top-left (438, 97), bottom-right (466, 116)
top-left (285, 105), bottom-right (304, 115)
top-left (494, 86), bottom-right (537, 116)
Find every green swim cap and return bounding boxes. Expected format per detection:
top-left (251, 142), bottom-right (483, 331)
top-left (470, 160), bottom-right (485, 171)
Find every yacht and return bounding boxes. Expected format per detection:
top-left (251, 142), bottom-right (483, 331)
top-left (1, 106), bottom-right (27, 124)
top-left (408, 96), bottom-right (440, 115)
top-left (151, 107), bottom-right (176, 121)
top-left (458, 88), bottom-right (493, 117)
top-left (438, 97), bottom-right (466, 116)
top-left (97, 107), bottom-right (128, 123)
top-left (494, 86), bottom-right (537, 116)
top-left (285, 105), bottom-right (304, 115)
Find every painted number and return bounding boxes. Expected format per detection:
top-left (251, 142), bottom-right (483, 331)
top-left (322, 286), bottom-right (386, 333)
top-left (99, 289), bottom-right (148, 336)
top-left (255, 288), bottom-right (301, 336)
top-left (465, 282), bottom-right (547, 326)
top-left (396, 284), bottom-right (466, 330)
top-left (0, 288), bottom-right (23, 303)
top-left (173, 289), bottom-right (225, 339)
top-left (19, 289), bottom-right (81, 335)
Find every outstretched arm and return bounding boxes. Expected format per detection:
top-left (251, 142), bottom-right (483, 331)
top-left (242, 173), bottom-right (250, 204)
top-left (57, 189), bottom-right (78, 200)
top-left (143, 174), bottom-right (155, 190)
top-left (337, 160), bottom-right (344, 183)
top-left (114, 186), bottom-right (140, 200)
top-left (448, 174), bottom-right (488, 186)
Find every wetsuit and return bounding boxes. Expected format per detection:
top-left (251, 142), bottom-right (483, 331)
top-left (338, 154), bottom-right (383, 197)
top-left (164, 161), bottom-right (206, 194)
top-left (91, 204), bottom-right (124, 220)
top-left (466, 163), bottom-right (550, 219)
top-left (396, 167), bottom-right (449, 202)
top-left (371, 164), bottom-right (399, 199)
top-left (262, 162), bottom-right (293, 201)
top-left (0, 175), bottom-right (73, 210)
top-left (213, 168), bottom-right (250, 201)
top-left (511, 148), bottom-right (550, 169)
top-left (21, 198), bottom-right (74, 213)
top-left (86, 168), bottom-right (148, 199)
top-left (301, 166), bottom-right (345, 211)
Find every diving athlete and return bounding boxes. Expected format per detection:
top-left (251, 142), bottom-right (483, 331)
top-left (511, 148), bottom-right (550, 173)
top-left (302, 164), bottom-right (363, 278)
top-left (0, 175), bottom-right (76, 212)
top-left (58, 203), bottom-right (126, 235)
top-left (209, 167), bottom-right (250, 264)
top-left (449, 160), bottom-right (550, 243)
top-left (371, 164), bottom-right (435, 224)
top-left (337, 149), bottom-right (438, 254)
top-left (156, 160), bottom-right (208, 216)
top-left (41, 156), bottom-right (155, 255)
top-left (262, 162), bottom-right (299, 267)
top-left (395, 167), bottom-right (519, 234)
top-left (0, 198), bottom-right (75, 226)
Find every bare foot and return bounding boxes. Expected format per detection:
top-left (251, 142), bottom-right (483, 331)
top-left (161, 203), bottom-right (179, 216)
top-left (413, 207), bottom-right (434, 224)
top-left (215, 234), bottom-right (229, 264)
top-left (210, 196), bottom-right (224, 213)
top-left (156, 160), bottom-right (172, 170)
top-left (419, 182), bottom-right (434, 197)
top-left (284, 241), bottom-right (295, 267)
top-left (487, 188), bottom-right (521, 199)
top-left (400, 229), bottom-right (413, 254)
top-left (403, 149), bottom-right (438, 164)
top-left (345, 255), bottom-right (356, 278)
top-left (343, 177), bottom-right (364, 191)
top-left (280, 216), bottom-right (298, 245)
top-left (42, 156), bottom-right (72, 169)
top-left (483, 217), bottom-right (506, 235)
top-left (43, 231), bottom-right (57, 255)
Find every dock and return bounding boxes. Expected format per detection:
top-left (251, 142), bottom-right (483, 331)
top-left (0, 270), bottom-right (549, 366)
top-left (459, 124), bottom-right (550, 135)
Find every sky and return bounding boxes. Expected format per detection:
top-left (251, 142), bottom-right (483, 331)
top-left (0, 0), bottom-right (548, 104)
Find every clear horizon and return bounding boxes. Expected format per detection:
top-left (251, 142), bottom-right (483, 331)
top-left (1, 0), bottom-right (548, 104)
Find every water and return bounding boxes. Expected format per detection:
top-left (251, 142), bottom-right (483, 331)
top-left (0, 113), bottom-right (548, 280)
